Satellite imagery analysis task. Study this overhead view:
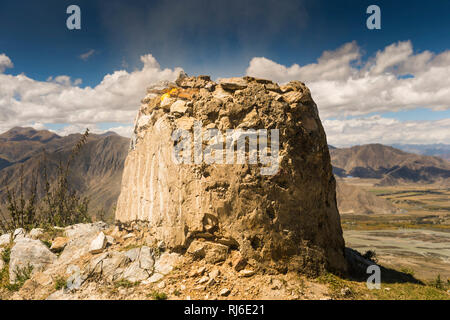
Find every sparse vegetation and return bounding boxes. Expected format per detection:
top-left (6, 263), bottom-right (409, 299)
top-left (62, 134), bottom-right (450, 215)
top-left (148, 290), bottom-right (167, 300)
top-left (114, 279), bottom-right (140, 288)
top-left (362, 250), bottom-right (378, 263)
top-left (54, 276), bottom-right (67, 291)
top-left (6, 264), bottom-right (33, 291)
top-left (1, 246), bottom-right (11, 264)
top-left (0, 129), bottom-right (92, 233)
top-left (432, 274), bottom-right (445, 290)
top-left (318, 271), bottom-right (450, 300)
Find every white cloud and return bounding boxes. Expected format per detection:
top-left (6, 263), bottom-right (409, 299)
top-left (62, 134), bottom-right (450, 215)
top-left (79, 49), bottom-right (96, 61)
top-left (0, 53), bottom-right (183, 134)
top-left (247, 41), bottom-right (450, 119)
top-left (0, 53), bottom-right (13, 73)
top-left (323, 116), bottom-right (450, 147)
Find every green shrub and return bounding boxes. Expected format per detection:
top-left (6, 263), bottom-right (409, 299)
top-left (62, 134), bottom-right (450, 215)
top-left (6, 264), bottom-right (33, 291)
top-left (54, 276), bottom-right (67, 291)
top-left (148, 290), bottom-right (167, 300)
top-left (0, 129), bottom-right (93, 233)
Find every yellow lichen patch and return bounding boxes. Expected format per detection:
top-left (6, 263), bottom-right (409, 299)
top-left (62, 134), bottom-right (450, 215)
top-left (160, 88), bottom-right (179, 101)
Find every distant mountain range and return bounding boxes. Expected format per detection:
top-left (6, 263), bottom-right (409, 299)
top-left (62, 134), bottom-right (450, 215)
top-left (330, 144), bottom-right (450, 186)
top-left (0, 127), bottom-right (129, 221)
top-left (0, 128), bottom-right (448, 220)
top-left (391, 144), bottom-right (450, 161)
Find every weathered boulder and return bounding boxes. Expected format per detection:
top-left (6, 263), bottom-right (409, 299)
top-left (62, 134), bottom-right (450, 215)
top-left (0, 233), bottom-right (11, 246)
top-left (29, 228), bottom-right (44, 239)
top-left (59, 222), bottom-right (108, 264)
top-left (50, 237), bottom-right (69, 253)
top-left (89, 232), bottom-right (107, 254)
top-left (9, 238), bottom-right (57, 283)
top-left (116, 74), bottom-right (347, 274)
top-left (187, 240), bottom-right (229, 264)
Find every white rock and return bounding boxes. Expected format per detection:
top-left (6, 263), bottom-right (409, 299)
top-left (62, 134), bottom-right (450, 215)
top-left (124, 247), bottom-right (140, 262)
top-left (219, 288), bottom-right (231, 296)
top-left (0, 233), bottom-right (12, 246)
top-left (106, 235), bottom-right (115, 245)
top-left (9, 238), bottom-right (57, 283)
top-left (198, 276), bottom-right (209, 284)
top-left (122, 261), bottom-right (149, 282)
top-left (170, 100), bottom-right (188, 114)
top-left (89, 232), bottom-right (107, 254)
top-left (160, 96), bottom-right (175, 110)
top-left (57, 223), bottom-right (107, 266)
top-left (29, 228), bottom-right (44, 239)
top-left (154, 252), bottom-right (181, 275)
top-left (239, 269), bottom-right (255, 277)
top-left (13, 228), bottom-right (26, 240)
top-left (139, 246), bottom-right (155, 270)
top-left (65, 222), bottom-right (107, 240)
top-left (143, 273), bottom-right (164, 284)
top-left (218, 77), bottom-right (248, 90)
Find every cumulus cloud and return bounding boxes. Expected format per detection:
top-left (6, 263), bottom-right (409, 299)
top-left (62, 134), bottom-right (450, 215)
top-left (0, 53), bottom-right (13, 73)
top-left (323, 116), bottom-right (450, 147)
top-left (0, 53), bottom-right (183, 135)
top-left (247, 41), bottom-right (450, 119)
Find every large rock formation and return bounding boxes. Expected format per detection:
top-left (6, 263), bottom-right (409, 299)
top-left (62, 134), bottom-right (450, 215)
top-left (115, 74), bottom-right (347, 274)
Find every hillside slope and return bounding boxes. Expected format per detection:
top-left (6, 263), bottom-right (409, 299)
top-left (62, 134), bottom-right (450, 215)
top-left (0, 128), bottom-right (129, 220)
top-left (330, 144), bottom-right (450, 186)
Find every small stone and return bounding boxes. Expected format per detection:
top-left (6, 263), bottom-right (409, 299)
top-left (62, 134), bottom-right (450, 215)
top-left (106, 235), bottom-right (115, 245)
top-left (154, 252), bottom-right (181, 275)
top-left (270, 279), bottom-right (283, 290)
top-left (187, 240), bottom-right (229, 264)
top-left (209, 268), bottom-right (220, 280)
top-left (283, 91), bottom-right (303, 104)
top-left (50, 237), bottom-right (69, 253)
top-left (219, 288), bottom-right (231, 297)
top-left (89, 232), bottom-right (107, 254)
top-left (239, 269), bottom-right (255, 277)
top-left (170, 100), bottom-right (188, 115)
top-left (123, 233), bottom-right (134, 239)
top-left (160, 96), bottom-right (175, 110)
top-left (180, 284), bottom-right (186, 290)
top-left (231, 252), bottom-right (247, 272)
top-left (144, 273), bottom-right (164, 284)
top-left (198, 276), bottom-right (209, 284)
top-left (196, 266), bottom-right (206, 276)
top-left (13, 228), bottom-right (26, 240)
top-left (157, 281), bottom-right (166, 289)
top-left (29, 228), bottom-right (44, 239)
top-left (340, 287), bottom-right (352, 297)
top-left (218, 77), bottom-right (248, 91)
top-left (0, 233), bottom-right (12, 246)
top-left (139, 246), bottom-right (155, 270)
top-left (124, 247), bottom-right (140, 262)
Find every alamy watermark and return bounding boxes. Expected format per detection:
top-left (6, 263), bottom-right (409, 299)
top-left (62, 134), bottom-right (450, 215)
top-left (367, 265), bottom-right (381, 289)
top-left (171, 121), bottom-right (280, 176)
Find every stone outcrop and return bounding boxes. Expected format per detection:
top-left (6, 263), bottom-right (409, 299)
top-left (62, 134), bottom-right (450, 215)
top-left (9, 238), bottom-right (57, 282)
top-left (115, 74), bottom-right (347, 274)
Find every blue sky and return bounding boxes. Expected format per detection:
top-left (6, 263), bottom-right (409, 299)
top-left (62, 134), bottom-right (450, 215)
top-left (0, 0), bottom-right (449, 145)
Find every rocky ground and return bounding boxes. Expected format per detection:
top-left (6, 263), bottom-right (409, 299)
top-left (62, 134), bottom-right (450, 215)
top-left (0, 222), bottom-right (332, 300)
top-left (1, 222), bottom-right (449, 300)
